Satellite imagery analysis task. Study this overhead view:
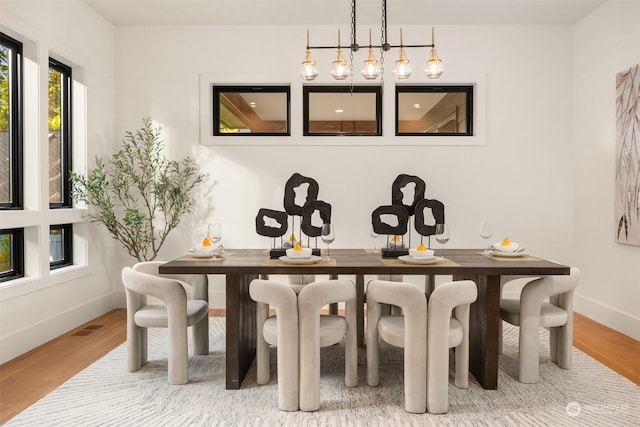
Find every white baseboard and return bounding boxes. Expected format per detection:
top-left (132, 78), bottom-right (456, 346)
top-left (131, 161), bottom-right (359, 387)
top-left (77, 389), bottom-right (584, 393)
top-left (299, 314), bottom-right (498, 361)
top-left (0, 293), bottom-right (117, 364)
top-left (573, 294), bottom-right (640, 341)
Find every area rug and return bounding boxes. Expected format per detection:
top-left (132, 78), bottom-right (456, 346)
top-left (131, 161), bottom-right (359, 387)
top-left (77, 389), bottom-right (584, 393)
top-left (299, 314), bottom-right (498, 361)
top-left (6, 318), bottom-right (638, 426)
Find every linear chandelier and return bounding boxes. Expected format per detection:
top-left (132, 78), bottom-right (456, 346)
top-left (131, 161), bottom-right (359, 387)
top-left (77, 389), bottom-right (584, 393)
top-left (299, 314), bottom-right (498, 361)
top-left (300, 0), bottom-right (444, 82)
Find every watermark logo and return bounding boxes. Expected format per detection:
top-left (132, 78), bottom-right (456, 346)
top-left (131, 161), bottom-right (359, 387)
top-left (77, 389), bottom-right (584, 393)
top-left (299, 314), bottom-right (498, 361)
top-left (566, 401), bottom-right (581, 417)
top-left (565, 401), bottom-right (628, 417)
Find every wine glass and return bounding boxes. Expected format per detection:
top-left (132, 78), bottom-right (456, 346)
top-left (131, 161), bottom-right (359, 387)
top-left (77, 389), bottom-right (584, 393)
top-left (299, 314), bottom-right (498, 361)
top-left (369, 224), bottom-right (380, 253)
top-left (435, 223), bottom-right (449, 258)
top-left (480, 221), bottom-right (493, 253)
top-left (321, 223), bottom-right (335, 261)
top-left (208, 223), bottom-right (223, 260)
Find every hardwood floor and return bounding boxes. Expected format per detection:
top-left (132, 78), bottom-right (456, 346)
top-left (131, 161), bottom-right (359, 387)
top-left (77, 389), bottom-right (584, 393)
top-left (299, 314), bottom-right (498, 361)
top-left (0, 309), bottom-right (638, 425)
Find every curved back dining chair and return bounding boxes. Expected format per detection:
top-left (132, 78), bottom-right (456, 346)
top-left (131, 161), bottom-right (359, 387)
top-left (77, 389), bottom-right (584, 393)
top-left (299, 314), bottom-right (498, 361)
top-left (122, 266), bottom-right (209, 385)
top-left (249, 278), bottom-right (300, 411)
top-left (366, 279), bottom-right (428, 413)
top-left (499, 267), bottom-right (580, 383)
top-left (298, 279), bottom-right (357, 411)
top-left (249, 278), bottom-right (357, 412)
top-left (427, 279), bottom-right (477, 414)
top-left (373, 275), bottom-right (404, 315)
top-left (132, 261), bottom-right (209, 354)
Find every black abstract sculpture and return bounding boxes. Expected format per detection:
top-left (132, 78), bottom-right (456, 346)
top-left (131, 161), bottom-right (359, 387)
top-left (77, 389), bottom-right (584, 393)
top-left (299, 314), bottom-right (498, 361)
top-left (255, 208), bottom-right (288, 238)
top-left (414, 199), bottom-right (445, 237)
top-left (391, 174), bottom-right (426, 216)
top-left (256, 173), bottom-right (331, 258)
top-left (302, 200), bottom-right (332, 238)
top-left (372, 174), bottom-right (445, 258)
top-left (284, 173), bottom-right (319, 216)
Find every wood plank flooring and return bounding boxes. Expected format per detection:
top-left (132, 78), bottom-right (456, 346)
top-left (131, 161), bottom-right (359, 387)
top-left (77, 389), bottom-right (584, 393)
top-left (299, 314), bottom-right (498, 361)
top-left (0, 309), bottom-right (638, 425)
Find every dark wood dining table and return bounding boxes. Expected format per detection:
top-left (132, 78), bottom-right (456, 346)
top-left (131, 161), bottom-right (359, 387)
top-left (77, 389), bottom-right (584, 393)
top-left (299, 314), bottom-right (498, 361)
top-left (159, 248), bottom-right (569, 390)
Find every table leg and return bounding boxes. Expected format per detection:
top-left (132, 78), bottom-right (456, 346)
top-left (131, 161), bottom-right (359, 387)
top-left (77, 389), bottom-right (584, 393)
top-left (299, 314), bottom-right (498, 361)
top-left (453, 274), bottom-right (500, 390)
top-left (425, 274), bottom-right (435, 297)
top-left (329, 274), bottom-right (339, 314)
top-left (225, 273), bottom-right (257, 389)
top-left (192, 277), bottom-right (209, 355)
top-left (356, 274), bottom-right (365, 346)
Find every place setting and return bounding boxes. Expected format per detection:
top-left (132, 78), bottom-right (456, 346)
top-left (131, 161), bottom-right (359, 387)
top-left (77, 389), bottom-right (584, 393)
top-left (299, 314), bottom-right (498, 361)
top-left (480, 229), bottom-right (538, 261)
top-left (183, 223), bottom-right (229, 261)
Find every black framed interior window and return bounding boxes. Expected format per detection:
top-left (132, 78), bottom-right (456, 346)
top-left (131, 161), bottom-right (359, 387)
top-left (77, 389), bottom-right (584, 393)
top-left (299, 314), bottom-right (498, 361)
top-left (48, 58), bottom-right (72, 208)
top-left (50, 224), bottom-right (73, 270)
top-left (0, 32), bottom-right (23, 210)
top-left (0, 228), bottom-right (24, 282)
top-left (395, 85), bottom-right (473, 136)
top-left (212, 85), bottom-right (290, 136)
top-left (303, 85), bottom-right (382, 136)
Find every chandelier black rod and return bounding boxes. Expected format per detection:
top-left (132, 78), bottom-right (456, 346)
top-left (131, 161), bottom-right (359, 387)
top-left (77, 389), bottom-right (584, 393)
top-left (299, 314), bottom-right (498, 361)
top-left (305, 0), bottom-right (434, 52)
top-left (306, 43), bottom-right (434, 50)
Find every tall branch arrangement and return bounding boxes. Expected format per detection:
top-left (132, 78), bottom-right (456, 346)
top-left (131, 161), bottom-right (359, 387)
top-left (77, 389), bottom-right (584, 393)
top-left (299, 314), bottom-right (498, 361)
top-left (71, 117), bottom-right (205, 261)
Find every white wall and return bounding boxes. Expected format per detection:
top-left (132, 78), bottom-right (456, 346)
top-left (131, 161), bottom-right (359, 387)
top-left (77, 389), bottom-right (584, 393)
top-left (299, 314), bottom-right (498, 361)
top-left (573, 1), bottom-right (640, 339)
top-left (0, 0), bottom-right (118, 363)
top-left (113, 24), bottom-right (576, 307)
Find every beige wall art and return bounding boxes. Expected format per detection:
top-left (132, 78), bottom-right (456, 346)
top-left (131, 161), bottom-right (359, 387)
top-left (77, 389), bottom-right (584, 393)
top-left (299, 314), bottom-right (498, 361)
top-left (615, 63), bottom-right (640, 246)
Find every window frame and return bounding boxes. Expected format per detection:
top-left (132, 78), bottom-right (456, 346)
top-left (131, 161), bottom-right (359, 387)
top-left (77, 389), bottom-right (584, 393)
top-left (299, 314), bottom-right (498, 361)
top-left (0, 228), bottom-right (24, 282)
top-left (212, 85), bottom-right (291, 137)
top-left (303, 85), bottom-right (383, 136)
top-left (48, 57), bottom-right (73, 208)
top-left (0, 32), bottom-right (23, 210)
top-left (49, 223), bottom-right (73, 270)
top-left (395, 85), bottom-right (474, 136)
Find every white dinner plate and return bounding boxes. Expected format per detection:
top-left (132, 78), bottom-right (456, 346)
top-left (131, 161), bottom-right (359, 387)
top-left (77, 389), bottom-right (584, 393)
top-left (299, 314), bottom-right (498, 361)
top-left (187, 251), bottom-right (215, 259)
top-left (398, 255), bottom-right (445, 265)
top-left (279, 255), bottom-right (322, 264)
top-left (488, 249), bottom-right (527, 257)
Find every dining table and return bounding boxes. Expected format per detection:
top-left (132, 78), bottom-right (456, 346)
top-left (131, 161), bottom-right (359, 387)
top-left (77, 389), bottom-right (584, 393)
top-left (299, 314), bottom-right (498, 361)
top-left (159, 248), bottom-right (570, 390)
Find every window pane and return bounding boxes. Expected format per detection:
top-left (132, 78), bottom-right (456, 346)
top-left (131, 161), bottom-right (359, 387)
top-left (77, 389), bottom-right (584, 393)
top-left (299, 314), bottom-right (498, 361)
top-left (1, 33), bottom-right (22, 209)
top-left (0, 43), bottom-right (10, 204)
top-left (303, 86), bottom-right (382, 136)
top-left (0, 232), bottom-right (12, 274)
top-left (0, 228), bottom-right (23, 281)
top-left (50, 224), bottom-right (72, 269)
top-left (48, 59), bottom-right (71, 207)
top-left (49, 227), bottom-right (63, 263)
top-left (212, 86), bottom-right (290, 136)
top-left (48, 67), bottom-right (62, 204)
top-left (395, 85), bottom-right (473, 136)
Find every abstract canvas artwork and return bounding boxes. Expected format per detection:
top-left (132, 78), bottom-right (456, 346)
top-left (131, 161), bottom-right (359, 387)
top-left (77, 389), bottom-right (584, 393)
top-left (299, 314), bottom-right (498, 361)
top-left (615, 64), bottom-right (640, 246)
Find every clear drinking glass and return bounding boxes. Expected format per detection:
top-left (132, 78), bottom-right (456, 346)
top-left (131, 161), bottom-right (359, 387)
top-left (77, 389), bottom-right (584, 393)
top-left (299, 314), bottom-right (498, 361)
top-left (321, 223), bottom-right (335, 261)
top-left (208, 223), bottom-right (223, 260)
top-left (435, 223), bottom-right (449, 258)
top-left (480, 221), bottom-right (493, 252)
top-left (369, 224), bottom-right (380, 253)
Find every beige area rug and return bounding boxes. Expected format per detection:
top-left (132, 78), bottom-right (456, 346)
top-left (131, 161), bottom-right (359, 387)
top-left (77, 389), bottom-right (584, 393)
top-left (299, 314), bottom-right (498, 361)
top-left (7, 318), bottom-right (638, 426)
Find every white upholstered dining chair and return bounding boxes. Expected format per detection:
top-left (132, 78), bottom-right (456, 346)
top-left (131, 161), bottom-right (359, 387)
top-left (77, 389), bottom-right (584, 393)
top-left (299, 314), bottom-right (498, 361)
top-left (499, 267), bottom-right (580, 383)
top-left (366, 279), bottom-right (477, 414)
top-left (122, 262), bottom-right (210, 384)
top-left (366, 279), bottom-right (427, 413)
top-left (427, 279), bottom-right (477, 414)
top-left (249, 278), bottom-right (357, 411)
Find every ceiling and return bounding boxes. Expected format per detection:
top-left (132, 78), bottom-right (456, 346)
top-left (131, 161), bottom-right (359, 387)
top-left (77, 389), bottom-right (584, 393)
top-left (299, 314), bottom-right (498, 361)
top-left (82, 0), bottom-right (606, 26)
